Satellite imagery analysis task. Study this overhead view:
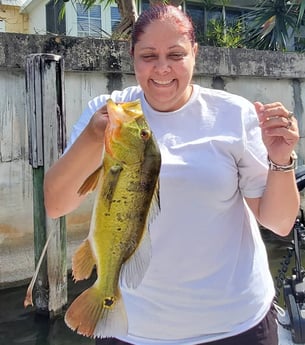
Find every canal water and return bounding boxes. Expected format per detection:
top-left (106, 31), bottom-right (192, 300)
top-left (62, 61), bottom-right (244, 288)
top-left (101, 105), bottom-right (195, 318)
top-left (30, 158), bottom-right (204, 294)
top-left (0, 276), bottom-right (95, 345)
top-left (0, 230), bottom-right (302, 345)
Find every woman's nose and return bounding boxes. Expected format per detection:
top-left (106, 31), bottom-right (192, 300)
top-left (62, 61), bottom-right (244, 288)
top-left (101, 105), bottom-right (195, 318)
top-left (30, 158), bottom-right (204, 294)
top-left (154, 58), bottom-right (171, 74)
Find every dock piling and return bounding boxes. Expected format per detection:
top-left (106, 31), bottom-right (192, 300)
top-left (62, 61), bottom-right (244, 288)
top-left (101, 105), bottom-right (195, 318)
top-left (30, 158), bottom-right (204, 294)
top-left (25, 53), bottom-right (67, 317)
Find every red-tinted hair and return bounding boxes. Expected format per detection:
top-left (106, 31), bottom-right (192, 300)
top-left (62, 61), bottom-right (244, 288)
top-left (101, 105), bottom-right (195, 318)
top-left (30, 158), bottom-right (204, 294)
top-left (131, 5), bottom-right (196, 54)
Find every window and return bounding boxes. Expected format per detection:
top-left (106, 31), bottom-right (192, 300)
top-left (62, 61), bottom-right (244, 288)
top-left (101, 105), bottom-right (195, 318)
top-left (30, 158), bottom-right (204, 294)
top-left (206, 8), bottom-right (222, 22)
top-left (111, 6), bottom-right (121, 32)
top-left (77, 3), bottom-right (102, 37)
top-left (141, 0), bottom-right (150, 12)
top-left (185, 3), bottom-right (249, 46)
top-left (0, 20), bottom-right (5, 33)
top-left (206, 7), bottom-right (247, 30)
top-left (224, 8), bottom-right (243, 26)
top-left (186, 3), bottom-right (205, 41)
top-left (46, 0), bottom-right (66, 35)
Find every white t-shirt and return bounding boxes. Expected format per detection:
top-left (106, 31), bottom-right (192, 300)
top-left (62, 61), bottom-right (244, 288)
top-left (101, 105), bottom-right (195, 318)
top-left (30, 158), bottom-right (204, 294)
top-left (67, 84), bottom-right (275, 345)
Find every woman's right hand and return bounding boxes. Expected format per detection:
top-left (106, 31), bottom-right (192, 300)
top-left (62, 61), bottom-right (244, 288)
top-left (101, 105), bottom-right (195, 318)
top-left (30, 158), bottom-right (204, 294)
top-left (87, 105), bottom-right (109, 143)
top-left (44, 104), bottom-right (109, 218)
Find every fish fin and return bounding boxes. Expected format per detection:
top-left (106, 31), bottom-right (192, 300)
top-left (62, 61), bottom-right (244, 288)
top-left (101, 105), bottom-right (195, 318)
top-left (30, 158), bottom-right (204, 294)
top-left (78, 166), bottom-right (103, 196)
top-left (72, 239), bottom-right (96, 281)
top-left (120, 227), bottom-right (152, 289)
top-left (148, 178), bottom-right (161, 224)
top-left (94, 291), bottom-right (128, 338)
top-left (65, 285), bottom-right (128, 338)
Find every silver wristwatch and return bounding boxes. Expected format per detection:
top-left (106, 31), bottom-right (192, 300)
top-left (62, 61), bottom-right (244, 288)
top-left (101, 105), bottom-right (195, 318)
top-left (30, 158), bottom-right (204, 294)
top-left (268, 151), bottom-right (298, 172)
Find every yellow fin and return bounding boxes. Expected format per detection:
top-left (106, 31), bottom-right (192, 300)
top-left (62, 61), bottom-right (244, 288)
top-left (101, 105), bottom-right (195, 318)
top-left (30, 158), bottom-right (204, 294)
top-left (65, 285), bottom-right (128, 338)
top-left (148, 178), bottom-right (161, 224)
top-left (72, 239), bottom-right (96, 281)
top-left (120, 226), bottom-right (152, 289)
top-left (78, 166), bottom-right (103, 196)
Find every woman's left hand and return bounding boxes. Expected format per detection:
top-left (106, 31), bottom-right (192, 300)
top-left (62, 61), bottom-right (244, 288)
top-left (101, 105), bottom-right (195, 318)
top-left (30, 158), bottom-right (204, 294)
top-left (254, 101), bottom-right (299, 165)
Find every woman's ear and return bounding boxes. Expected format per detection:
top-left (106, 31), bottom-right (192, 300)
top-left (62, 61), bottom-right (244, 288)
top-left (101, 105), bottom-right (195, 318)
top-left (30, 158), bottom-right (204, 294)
top-left (193, 43), bottom-right (198, 57)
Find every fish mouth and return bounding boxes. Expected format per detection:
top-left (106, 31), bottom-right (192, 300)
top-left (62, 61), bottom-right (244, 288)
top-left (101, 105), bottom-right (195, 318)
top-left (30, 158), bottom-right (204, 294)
top-left (106, 99), bottom-right (142, 126)
top-left (105, 99), bottom-right (143, 154)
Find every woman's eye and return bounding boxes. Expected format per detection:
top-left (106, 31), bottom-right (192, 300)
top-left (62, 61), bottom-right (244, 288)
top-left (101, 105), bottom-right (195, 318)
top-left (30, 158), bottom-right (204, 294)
top-left (169, 53), bottom-right (184, 60)
top-left (142, 55), bottom-right (156, 61)
top-left (141, 53), bottom-right (184, 61)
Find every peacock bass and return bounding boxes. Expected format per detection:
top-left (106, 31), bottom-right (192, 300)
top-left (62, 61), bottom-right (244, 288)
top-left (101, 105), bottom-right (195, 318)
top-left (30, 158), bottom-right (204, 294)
top-left (64, 99), bottom-right (161, 339)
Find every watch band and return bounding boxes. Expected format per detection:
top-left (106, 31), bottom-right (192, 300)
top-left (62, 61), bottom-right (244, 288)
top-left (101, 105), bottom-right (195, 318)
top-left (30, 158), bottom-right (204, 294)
top-left (268, 151), bottom-right (297, 172)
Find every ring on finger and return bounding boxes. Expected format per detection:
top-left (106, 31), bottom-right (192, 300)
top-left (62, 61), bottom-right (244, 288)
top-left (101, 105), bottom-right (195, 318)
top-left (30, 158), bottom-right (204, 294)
top-left (288, 111), bottom-right (295, 119)
top-left (286, 120), bottom-right (293, 129)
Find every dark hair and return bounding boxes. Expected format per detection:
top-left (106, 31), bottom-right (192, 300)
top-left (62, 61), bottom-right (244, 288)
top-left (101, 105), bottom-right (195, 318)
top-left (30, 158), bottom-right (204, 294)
top-left (131, 5), bottom-right (196, 54)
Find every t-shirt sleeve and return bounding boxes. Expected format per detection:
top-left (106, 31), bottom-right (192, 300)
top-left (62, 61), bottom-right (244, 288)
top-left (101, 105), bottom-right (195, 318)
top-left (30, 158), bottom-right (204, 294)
top-left (238, 103), bottom-right (268, 199)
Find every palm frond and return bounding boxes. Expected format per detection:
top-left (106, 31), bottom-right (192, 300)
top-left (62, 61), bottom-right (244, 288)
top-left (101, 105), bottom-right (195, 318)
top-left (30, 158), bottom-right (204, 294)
top-left (241, 0), bottom-right (298, 51)
top-left (297, 0), bottom-right (305, 24)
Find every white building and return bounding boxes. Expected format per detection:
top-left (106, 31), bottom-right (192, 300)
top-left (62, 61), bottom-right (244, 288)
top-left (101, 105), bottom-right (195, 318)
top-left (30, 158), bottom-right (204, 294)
top-left (20, 0), bottom-right (120, 36)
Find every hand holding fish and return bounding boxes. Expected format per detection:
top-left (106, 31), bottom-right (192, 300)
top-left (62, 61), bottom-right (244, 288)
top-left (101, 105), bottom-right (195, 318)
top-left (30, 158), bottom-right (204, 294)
top-left (254, 101), bottom-right (299, 166)
top-left (87, 105), bottom-right (109, 143)
top-left (42, 106), bottom-right (110, 219)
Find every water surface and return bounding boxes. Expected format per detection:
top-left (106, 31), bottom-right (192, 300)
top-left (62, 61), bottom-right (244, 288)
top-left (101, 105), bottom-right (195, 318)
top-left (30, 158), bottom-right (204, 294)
top-left (0, 277), bottom-right (95, 345)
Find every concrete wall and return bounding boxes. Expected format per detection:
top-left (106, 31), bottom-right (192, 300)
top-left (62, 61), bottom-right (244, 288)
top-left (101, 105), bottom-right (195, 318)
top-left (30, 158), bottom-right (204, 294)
top-left (1, 32), bottom-right (305, 287)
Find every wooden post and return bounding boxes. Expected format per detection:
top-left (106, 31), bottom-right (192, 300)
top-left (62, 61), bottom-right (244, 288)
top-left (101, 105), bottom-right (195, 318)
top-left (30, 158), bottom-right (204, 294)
top-left (25, 53), bottom-right (67, 317)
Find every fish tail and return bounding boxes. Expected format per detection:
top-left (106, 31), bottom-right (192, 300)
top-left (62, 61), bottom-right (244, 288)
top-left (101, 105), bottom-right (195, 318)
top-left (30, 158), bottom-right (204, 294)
top-left (65, 285), bottom-right (128, 338)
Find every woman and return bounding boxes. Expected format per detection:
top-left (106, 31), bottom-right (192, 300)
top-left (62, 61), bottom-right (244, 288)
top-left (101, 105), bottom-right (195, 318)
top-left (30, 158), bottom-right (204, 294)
top-left (44, 5), bottom-right (300, 345)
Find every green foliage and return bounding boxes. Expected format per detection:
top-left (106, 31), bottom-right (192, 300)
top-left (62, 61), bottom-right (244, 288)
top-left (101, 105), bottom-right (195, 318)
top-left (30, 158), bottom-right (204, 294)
top-left (289, 0), bottom-right (305, 25)
top-left (202, 18), bottom-right (244, 48)
top-left (240, 0), bottom-right (304, 51)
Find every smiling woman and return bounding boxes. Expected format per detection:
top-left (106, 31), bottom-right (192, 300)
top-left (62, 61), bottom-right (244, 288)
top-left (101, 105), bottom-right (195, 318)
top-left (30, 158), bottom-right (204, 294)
top-left (132, 21), bottom-right (197, 112)
top-left (131, 5), bottom-right (197, 112)
top-left (43, 4), bottom-right (300, 345)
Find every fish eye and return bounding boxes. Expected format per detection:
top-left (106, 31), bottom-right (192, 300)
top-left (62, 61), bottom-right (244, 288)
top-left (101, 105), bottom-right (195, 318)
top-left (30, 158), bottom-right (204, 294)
top-left (140, 129), bottom-right (150, 140)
